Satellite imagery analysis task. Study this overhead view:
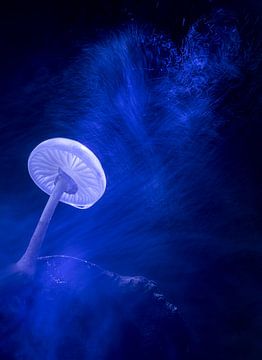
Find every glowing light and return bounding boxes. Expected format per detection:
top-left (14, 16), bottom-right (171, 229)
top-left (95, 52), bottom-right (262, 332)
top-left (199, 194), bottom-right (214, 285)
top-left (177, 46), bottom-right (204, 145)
top-left (14, 138), bottom-right (106, 274)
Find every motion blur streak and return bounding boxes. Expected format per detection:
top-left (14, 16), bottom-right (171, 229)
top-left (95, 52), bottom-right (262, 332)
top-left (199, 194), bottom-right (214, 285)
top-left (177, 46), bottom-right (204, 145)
top-left (43, 10), bottom-right (245, 263)
top-left (0, 11), bottom-right (261, 354)
top-left (1, 9), bottom-right (260, 274)
top-left (0, 7), bottom-right (261, 358)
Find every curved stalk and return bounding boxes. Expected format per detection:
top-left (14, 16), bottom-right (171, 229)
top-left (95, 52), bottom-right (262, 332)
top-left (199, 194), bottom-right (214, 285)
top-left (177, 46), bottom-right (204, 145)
top-left (15, 171), bottom-right (77, 275)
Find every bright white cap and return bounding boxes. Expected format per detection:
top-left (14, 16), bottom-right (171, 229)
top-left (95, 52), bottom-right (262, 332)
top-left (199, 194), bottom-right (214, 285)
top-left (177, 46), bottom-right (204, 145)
top-left (28, 138), bottom-right (106, 209)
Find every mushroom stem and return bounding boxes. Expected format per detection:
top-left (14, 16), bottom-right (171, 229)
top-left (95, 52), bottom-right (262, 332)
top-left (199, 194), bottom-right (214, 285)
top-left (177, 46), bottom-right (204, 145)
top-left (15, 171), bottom-right (76, 275)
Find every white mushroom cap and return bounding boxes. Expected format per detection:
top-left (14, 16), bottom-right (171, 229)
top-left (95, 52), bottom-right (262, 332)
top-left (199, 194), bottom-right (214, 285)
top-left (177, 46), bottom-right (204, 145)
top-left (28, 138), bottom-right (106, 209)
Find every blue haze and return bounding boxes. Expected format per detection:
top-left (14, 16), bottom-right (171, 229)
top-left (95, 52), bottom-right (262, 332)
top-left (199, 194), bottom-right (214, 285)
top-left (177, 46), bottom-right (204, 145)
top-left (0, 10), bottom-right (261, 358)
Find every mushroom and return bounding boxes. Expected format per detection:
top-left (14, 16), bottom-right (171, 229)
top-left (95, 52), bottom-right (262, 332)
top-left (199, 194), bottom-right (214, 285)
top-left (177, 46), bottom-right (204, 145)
top-left (14, 138), bottom-right (106, 275)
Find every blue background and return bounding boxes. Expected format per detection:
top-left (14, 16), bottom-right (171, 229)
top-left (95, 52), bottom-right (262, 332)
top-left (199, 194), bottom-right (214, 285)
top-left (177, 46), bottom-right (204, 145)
top-left (0, 1), bottom-right (261, 359)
